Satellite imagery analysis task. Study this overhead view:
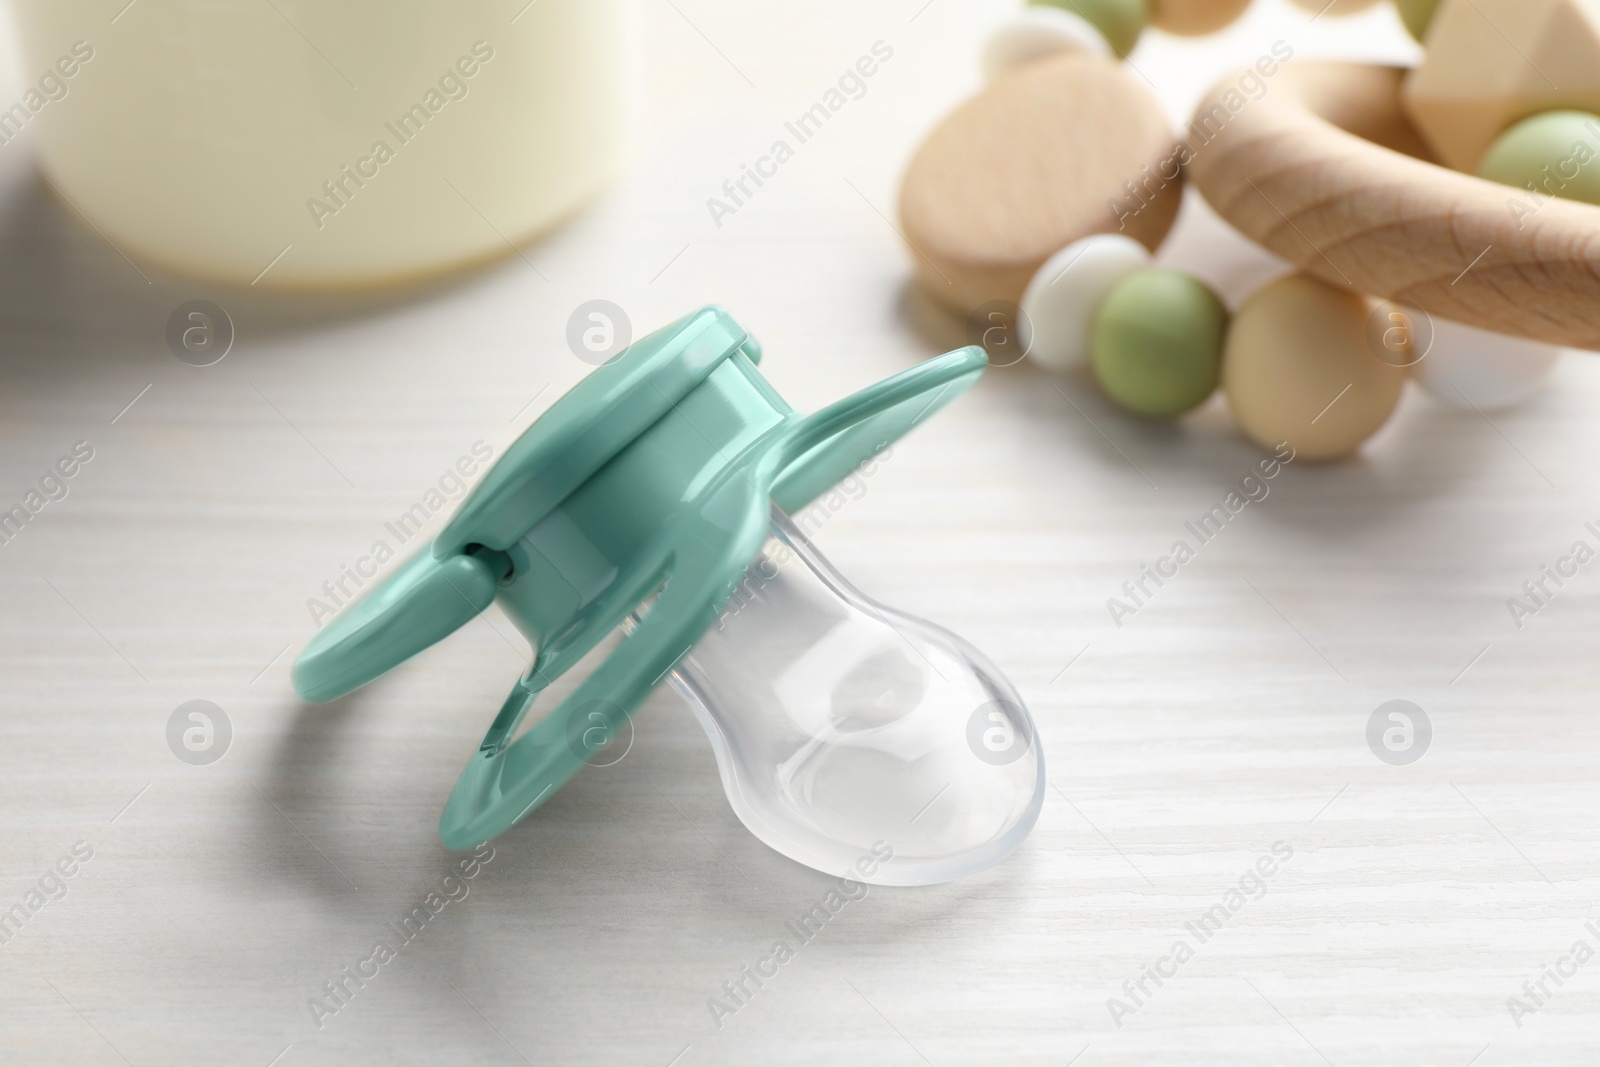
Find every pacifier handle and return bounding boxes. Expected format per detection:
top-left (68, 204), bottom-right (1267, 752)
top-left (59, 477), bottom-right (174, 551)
top-left (292, 547), bottom-right (503, 703)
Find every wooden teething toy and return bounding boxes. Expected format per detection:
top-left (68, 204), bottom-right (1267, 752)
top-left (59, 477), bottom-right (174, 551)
top-left (897, 0), bottom-right (1600, 460)
top-left (1189, 61), bottom-right (1600, 349)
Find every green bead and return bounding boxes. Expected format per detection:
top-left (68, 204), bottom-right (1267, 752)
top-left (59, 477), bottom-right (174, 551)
top-left (1478, 110), bottom-right (1600, 208)
top-left (1091, 269), bottom-right (1227, 419)
top-left (1030, 0), bottom-right (1147, 58)
top-left (1395, 0), bottom-right (1440, 43)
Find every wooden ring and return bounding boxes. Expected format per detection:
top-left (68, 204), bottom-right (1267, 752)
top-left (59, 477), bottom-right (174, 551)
top-left (1186, 61), bottom-right (1600, 351)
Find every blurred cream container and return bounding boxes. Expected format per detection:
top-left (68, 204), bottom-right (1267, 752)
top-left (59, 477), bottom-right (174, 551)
top-left (6, 0), bottom-right (634, 287)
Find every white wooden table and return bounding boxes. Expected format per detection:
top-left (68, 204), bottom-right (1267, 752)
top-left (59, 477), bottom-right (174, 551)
top-left (3, 1), bottom-right (1598, 1063)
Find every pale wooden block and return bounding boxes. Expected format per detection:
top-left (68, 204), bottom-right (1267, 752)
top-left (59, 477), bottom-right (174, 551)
top-left (898, 52), bottom-right (1182, 316)
top-left (1403, 0), bottom-right (1600, 172)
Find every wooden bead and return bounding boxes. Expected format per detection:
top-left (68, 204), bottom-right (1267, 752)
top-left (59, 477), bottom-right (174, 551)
top-left (1223, 275), bottom-right (1405, 461)
top-left (1149, 0), bottom-right (1250, 36)
top-left (1185, 61), bottom-right (1600, 350)
top-left (1092, 268), bottom-right (1228, 417)
top-left (1479, 110), bottom-right (1600, 207)
top-left (1021, 234), bottom-right (1150, 371)
top-left (899, 53), bottom-right (1181, 316)
top-left (1403, 0), bottom-right (1600, 173)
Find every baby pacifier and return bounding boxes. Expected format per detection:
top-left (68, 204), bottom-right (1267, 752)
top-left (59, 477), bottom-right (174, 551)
top-left (292, 307), bottom-right (1043, 885)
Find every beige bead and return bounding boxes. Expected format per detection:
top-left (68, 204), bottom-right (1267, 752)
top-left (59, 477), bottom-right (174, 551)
top-left (1223, 275), bottom-right (1406, 461)
top-left (898, 53), bottom-right (1181, 315)
top-left (1149, 0), bottom-right (1252, 35)
top-left (1284, 0), bottom-right (1381, 13)
top-left (1404, 0), bottom-right (1600, 172)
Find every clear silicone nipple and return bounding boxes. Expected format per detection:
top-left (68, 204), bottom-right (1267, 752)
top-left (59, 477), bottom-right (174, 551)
top-left (666, 508), bottom-right (1044, 886)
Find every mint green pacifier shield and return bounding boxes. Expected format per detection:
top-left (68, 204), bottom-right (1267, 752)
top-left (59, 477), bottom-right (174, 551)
top-left (432, 307), bottom-right (758, 559)
top-left (291, 307), bottom-right (756, 704)
top-left (773, 349), bottom-right (984, 511)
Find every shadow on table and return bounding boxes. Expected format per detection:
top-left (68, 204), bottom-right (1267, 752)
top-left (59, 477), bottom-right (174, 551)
top-left (249, 684), bottom-right (387, 897)
top-left (892, 277), bottom-right (1509, 522)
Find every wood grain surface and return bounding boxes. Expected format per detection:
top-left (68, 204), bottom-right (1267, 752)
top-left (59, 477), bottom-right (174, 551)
top-left (1187, 60), bottom-right (1600, 350)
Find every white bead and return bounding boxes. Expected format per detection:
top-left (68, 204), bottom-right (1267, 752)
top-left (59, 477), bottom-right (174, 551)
top-left (1412, 317), bottom-right (1562, 411)
top-left (981, 7), bottom-right (1111, 81)
top-left (1020, 234), bottom-right (1150, 372)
